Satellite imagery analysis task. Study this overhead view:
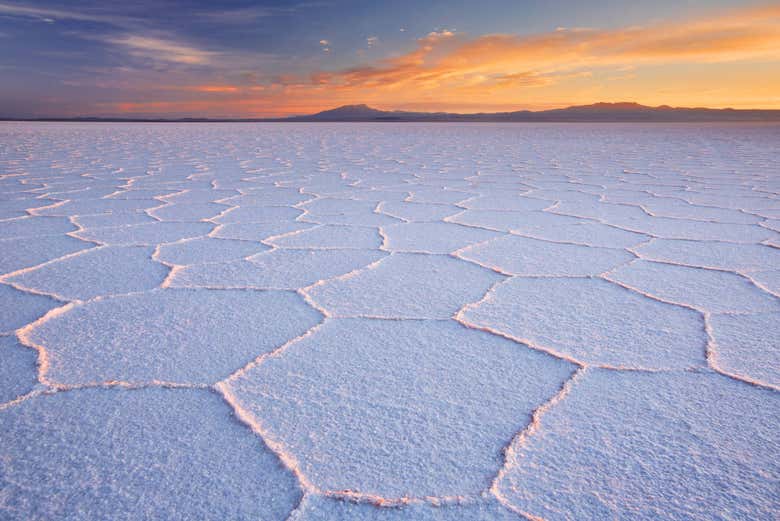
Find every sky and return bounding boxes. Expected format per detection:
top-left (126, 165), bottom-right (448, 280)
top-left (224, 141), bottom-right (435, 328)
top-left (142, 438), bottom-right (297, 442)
top-left (0, 0), bottom-right (779, 118)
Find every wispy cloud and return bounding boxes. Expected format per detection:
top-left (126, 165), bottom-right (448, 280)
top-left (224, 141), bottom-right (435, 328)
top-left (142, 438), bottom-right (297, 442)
top-left (0, 1), bottom-right (134, 25)
top-left (106, 35), bottom-right (217, 65)
top-left (195, 1), bottom-right (330, 24)
top-left (197, 6), bottom-right (276, 24)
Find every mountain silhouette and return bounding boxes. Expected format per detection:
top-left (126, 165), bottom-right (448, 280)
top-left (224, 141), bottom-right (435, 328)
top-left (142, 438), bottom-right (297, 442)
top-left (5, 102), bottom-right (779, 122)
top-left (286, 102), bottom-right (780, 122)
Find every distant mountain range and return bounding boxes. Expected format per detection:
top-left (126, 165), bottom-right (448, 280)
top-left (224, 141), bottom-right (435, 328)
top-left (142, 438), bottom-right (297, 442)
top-left (5, 102), bottom-right (780, 122)
top-left (284, 102), bottom-right (780, 122)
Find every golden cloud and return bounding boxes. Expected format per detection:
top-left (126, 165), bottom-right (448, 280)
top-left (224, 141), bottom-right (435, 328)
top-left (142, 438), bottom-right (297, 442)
top-left (317, 5), bottom-right (780, 93)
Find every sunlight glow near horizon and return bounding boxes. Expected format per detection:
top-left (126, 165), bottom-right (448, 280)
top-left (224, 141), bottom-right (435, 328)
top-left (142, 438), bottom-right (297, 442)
top-left (1, 1), bottom-right (779, 117)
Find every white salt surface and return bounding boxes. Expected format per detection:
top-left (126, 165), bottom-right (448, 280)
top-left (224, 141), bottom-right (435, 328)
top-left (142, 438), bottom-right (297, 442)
top-left (0, 122), bottom-right (778, 520)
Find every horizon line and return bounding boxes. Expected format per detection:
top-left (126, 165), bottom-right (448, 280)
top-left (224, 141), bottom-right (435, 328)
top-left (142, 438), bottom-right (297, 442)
top-left (4, 101), bottom-right (780, 123)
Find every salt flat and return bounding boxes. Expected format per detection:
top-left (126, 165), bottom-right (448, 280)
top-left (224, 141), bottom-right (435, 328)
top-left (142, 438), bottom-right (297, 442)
top-left (0, 122), bottom-right (778, 520)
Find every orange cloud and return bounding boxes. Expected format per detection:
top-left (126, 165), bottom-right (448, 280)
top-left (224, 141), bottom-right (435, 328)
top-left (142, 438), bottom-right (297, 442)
top-left (316, 5), bottom-right (780, 94)
top-left (190, 85), bottom-right (239, 93)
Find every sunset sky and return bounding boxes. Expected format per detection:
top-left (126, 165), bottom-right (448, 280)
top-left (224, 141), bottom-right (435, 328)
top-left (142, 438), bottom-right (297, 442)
top-left (1, 0), bottom-right (779, 118)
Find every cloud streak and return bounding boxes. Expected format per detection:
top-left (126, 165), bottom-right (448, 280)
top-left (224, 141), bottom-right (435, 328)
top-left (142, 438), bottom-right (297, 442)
top-left (0, 1), bottom-right (135, 26)
top-left (107, 35), bottom-right (218, 65)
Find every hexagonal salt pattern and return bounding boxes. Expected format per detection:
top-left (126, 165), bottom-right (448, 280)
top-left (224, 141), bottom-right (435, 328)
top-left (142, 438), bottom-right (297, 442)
top-left (213, 205), bottom-right (303, 224)
top-left (381, 222), bottom-right (502, 253)
top-left (0, 216), bottom-right (78, 239)
top-left (495, 370), bottom-right (780, 520)
top-left (25, 289), bottom-right (322, 385)
top-left (306, 253), bottom-right (504, 318)
top-left (171, 249), bottom-right (387, 290)
top-left (73, 211), bottom-right (157, 229)
top-left (552, 200), bottom-right (775, 242)
top-left (378, 201), bottom-right (462, 222)
top-left (155, 237), bottom-right (269, 265)
top-left (607, 259), bottom-right (780, 313)
top-left (36, 198), bottom-right (162, 217)
top-left (500, 212), bottom-right (649, 248)
top-left (225, 319), bottom-right (575, 497)
top-left (633, 239), bottom-right (780, 271)
top-left (0, 235), bottom-right (90, 275)
top-left (459, 235), bottom-right (633, 276)
top-left (268, 224), bottom-right (383, 249)
top-left (150, 201), bottom-right (228, 221)
top-left (6, 246), bottom-right (169, 301)
top-left (212, 221), bottom-right (315, 241)
top-left (459, 277), bottom-right (706, 369)
top-left (1, 122), bottom-right (778, 520)
top-left (0, 388), bottom-right (302, 520)
top-left (74, 221), bottom-right (214, 246)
